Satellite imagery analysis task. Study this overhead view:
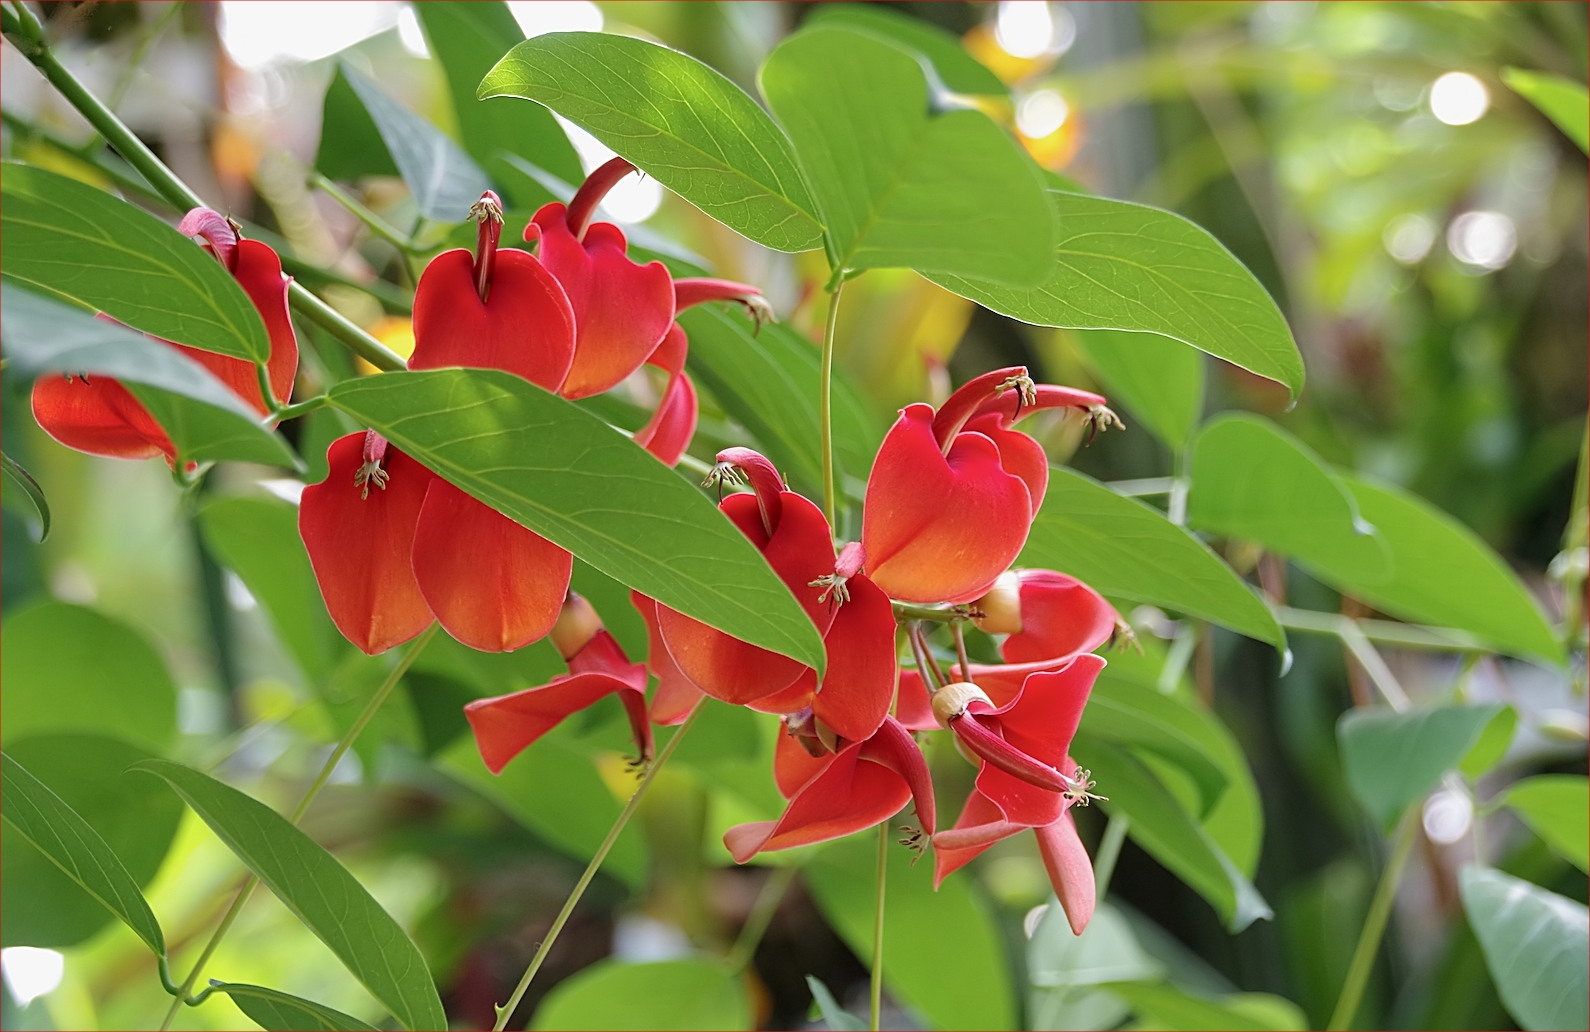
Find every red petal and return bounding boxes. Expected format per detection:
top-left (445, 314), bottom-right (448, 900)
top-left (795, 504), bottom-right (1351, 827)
top-left (931, 788), bottom-right (1019, 887)
top-left (632, 591), bottom-right (704, 726)
top-left (863, 404), bottom-right (1033, 603)
top-left (171, 240), bottom-right (298, 414)
top-left (1035, 810), bottom-right (1095, 935)
top-left (299, 432), bottom-right (434, 654)
top-left (964, 412), bottom-right (1049, 516)
top-left (531, 204), bottom-right (674, 399)
top-left (771, 724), bottom-right (832, 798)
top-left (858, 716), bottom-right (936, 836)
top-left (930, 366), bottom-right (1029, 446)
top-left (411, 478), bottom-right (572, 652)
top-left (410, 247), bottom-right (575, 393)
top-left (31, 374), bottom-right (173, 460)
top-left (894, 669), bottom-right (938, 732)
top-left (1002, 571), bottom-right (1117, 664)
top-left (634, 331), bottom-right (698, 466)
top-left (974, 656), bottom-right (1103, 827)
top-left (810, 574), bottom-right (898, 743)
top-left (465, 671), bottom-right (644, 773)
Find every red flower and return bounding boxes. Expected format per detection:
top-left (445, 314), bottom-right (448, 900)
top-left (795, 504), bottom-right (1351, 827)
top-left (861, 367), bottom-right (1116, 604)
top-left (972, 569), bottom-right (1120, 664)
top-left (31, 208), bottom-right (298, 462)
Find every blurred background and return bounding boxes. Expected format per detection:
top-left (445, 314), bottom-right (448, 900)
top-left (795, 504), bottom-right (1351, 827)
top-left (2, 2), bottom-right (1585, 1029)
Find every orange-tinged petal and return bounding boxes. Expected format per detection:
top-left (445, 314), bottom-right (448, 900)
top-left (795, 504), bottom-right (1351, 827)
top-left (31, 374), bottom-right (173, 461)
top-left (411, 478), bottom-right (572, 653)
top-left (634, 326), bottom-right (698, 466)
top-left (632, 591), bottom-right (704, 726)
top-left (723, 740), bottom-right (911, 863)
top-left (964, 411), bottom-right (1049, 516)
top-left (299, 432), bottom-right (434, 654)
top-left (465, 670), bottom-right (645, 774)
top-left (410, 247), bottom-right (575, 392)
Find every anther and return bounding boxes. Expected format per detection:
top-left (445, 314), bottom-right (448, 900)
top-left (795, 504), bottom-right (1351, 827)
top-left (1060, 767), bottom-right (1107, 807)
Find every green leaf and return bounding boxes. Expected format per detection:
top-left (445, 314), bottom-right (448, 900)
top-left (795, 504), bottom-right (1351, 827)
top-left (315, 66), bottom-right (400, 182)
top-left (480, 32), bottom-right (823, 252)
top-left (1103, 982), bottom-right (1308, 1031)
top-left (1, 750), bottom-right (165, 957)
top-left (1082, 678), bottom-right (1229, 818)
top-left (1459, 865), bottom-right (1589, 1032)
top-left (1, 452), bottom-right (49, 541)
top-left (805, 975), bottom-right (867, 1032)
top-left (1332, 474), bottom-right (1565, 665)
top-left (1, 601), bottom-right (177, 752)
top-left (806, 4), bottom-right (1007, 96)
top-left (761, 26), bottom-right (1050, 282)
top-left (338, 64), bottom-right (492, 224)
top-left (413, 2), bottom-right (583, 206)
top-left (2, 284), bottom-right (300, 469)
top-left (530, 958), bottom-right (750, 1030)
top-left (1336, 703), bottom-right (1507, 830)
top-left (199, 495), bottom-right (344, 682)
top-left (129, 760), bottom-right (447, 1032)
top-left (2, 735), bottom-right (183, 949)
top-left (679, 305), bottom-right (882, 506)
top-left (1498, 776), bottom-right (1589, 874)
top-left (327, 368), bottom-right (826, 674)
top-left (0, 162), bottom-right (270, 362)
top-left (1027, 900), bottom-right (1158, 1031)
top-left (1501, 68), bottom-right (1589, 153)
top-left (930, 191), bottom-right (1305, 399)
top-left (1187, 414), bottom-right (1389, 586)
top-left (1070, 736), bottom-right (1271, 932)
top-left (807, 832), bottom-right (1017, 1030)
top-left (1458, 706), bottom-right (1518, 780)
top-left (214, 984), bottom-right (379, 1031)
top-left (1020, 465), bottom-right (1285, 649)
top-left (1073, 329), bottom-right (1204, 452)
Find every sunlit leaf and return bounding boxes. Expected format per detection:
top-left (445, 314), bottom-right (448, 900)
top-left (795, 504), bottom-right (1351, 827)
top-left (0, 162), bottom-right (270, 361)
top-left (1502, 67), bottom-right (1589, 153)
top-left (931, 191), bottom-right (1305, 399)
top-left (212, 984), bottom-right (379, 1032)
top-left (762, 26), bottom-right (1050, 282)
top-left (1460, 865), bottom-right (1589, 1032)
top-left (480, 32), bottom-right (823, 252)
top-left (530, 959), bottom-right (750, 1031)
top-left (1021, 465), bottom-right (1285, 649)
top-left (807, 4), bottom-right (1007, 96)
top-left (327, 368), bottom-right (826, 673)
top-left (130, 760), bottom-right (447, 1032)
top-left (1498, 775), bottom-right (1589, 874)
top-left (1337, 703), bottom-right (1508, 830)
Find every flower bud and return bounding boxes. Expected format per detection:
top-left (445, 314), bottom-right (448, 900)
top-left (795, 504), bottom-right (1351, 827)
top-left (971, 571), bottom-right (1023, 635)
top-left (550, 591), bottom-right (603, 661)
top-left (931, 681), bottom-right (994, 730)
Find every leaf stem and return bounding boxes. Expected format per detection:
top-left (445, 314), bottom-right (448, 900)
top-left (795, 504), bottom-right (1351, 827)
top-left (309, 172), bottom-right (428, 255)
top-left (158, 625), bottom-right (438, 1028)
top-left (819, 279), bottom-right (846, 530)
top-left (492, 699), bottom-right (706, 1031)
top-left (724, 865), bottom-right (798, 974)
top-left (1327, 811), bottom-right (1417, 1031)
top-left (870, 822), bottom-right (888, 1032)
top-left (1274, 605), bottom-right (1490, 656)
top-left (269, 394), bottom-right (329, 424)
top-left (287, 282), bottom-right (407, 371)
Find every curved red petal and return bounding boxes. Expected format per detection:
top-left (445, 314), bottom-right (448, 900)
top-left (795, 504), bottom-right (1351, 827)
top-left (1002, 571), bottom-right (1117, 664)
top-left (894, 668), bottom-right (938, 732)
top-left (531, 205), bottom-right (674, 399)
top-left (464, 671), bottom-right (642, 773)
top-left (975, 657), bottom-right (1104, 827)
top-left (411, 478), bottom-right (572, 652)
top-left (857, 716), bottom-right (936, 836)
top-left (863, 405), bottom-right (1033, 603)
top-left (31, 374), bottom-right (173, 460)
top-left (723, 741), bottom-right (911, 863)
top-left (234, 239), bottom-right (299, 408)
top-left (410, 247), bottom-right (575, 392)
top-left (931, 788), bottom-right (1017, 887)
top-left (811, 574), bottom-right (898, 743)
top-left (746, 670), bottom-right (816, 716)
top-left (632, 591), bottom-right (704, 726)
top-left (771, 723), bottom-right (832, 798)
top-left (930, 366), bottom-right (1029, 445)
top-left (1035, 810), bottom-right (1095, 935)
top-left (965, 411), bottom-right (1049, 516)
top-left (634, 331), bottom-right (698, 467)
top-left (299, 432), bottom-right (434, 654)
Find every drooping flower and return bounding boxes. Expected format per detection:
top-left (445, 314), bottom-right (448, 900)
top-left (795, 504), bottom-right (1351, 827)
top-left (464, 592), bottom-right (654, 773)
top-left (861, 367), bottom-right (1117, 604)
top-left (31, 208), bottom-right (298, 462)
top-left (971, 569), bottom-right (1120, 664)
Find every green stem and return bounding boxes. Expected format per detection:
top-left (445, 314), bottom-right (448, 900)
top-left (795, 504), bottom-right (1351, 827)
top-left (870, 822), bottom-right (888, 1032)
top-left (890, 601), bottom-right (970, 624)
top-left (309, 172), bottom-right (428, 254)
top-left (1091, 813), bottom-right (1130, 899)
top-left (269, 394), bottom-right (330, 423)
top-left (724, 865), bottom-right (798, 974)
top-left (288, 282), bottom-right (406, 371)
top-left (158, 625), bottom-right (438, 1028)
top-left (1327, 812), bottom-right (1417, 1031)
top-left (1274, 606), bottom-right (1490, 655)
top-left (818, 279), bottom-right (845, 530)
top-left (493, 700), bottom-right (706, 1031)
top-left (277, 253), bottom-right (414, 314)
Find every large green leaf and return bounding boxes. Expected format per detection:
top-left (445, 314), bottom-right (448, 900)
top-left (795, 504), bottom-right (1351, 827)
top-left (1073, 329), bottom-right (1204, 452)
top-left (2, 735), bottom-right (183, 949)
top-left (1501, 68), bottom-right (1589, 153)
top-left (931, 191), bottom-right (1305, 399)
top-left (806, 4), bottom-right (1007, 96)
top-left (1026, 900), bottom-right (1159, 1031)
top-left (314, 66), bottom-right (399, 182)
top-left (1187, 414), bottom-right (1388, 586)
top-left (1459, 866), bottom-right (1589, 1032)
top-left (807, 833), bottom-right (1016, 1030)
top-left (1070, 736), bottom-right (1271, 932)
top-left (338, 65), bottom-right (492, 224)
top-left (413, 2), bottom-right (583, 205)
top-left (1498, 775), bottom-right (1589, 874)
top-left (1, 601), bottom-right (176, 752)
top-left (2, 284), bottom-right (300, 469)
top-left (1020, 465), bottom-right (1284, 649)
top-left (1336, 704), bottom-right (1507, 831)
top-left (1, 750), bottom-right (166, 957)
top-left (1082, 678), bottom-right (1228, 818)
top-left (1104, 982), bottom-right (1308, 1031)
top-left (199, 495), bottom-right (344, 683)
top-left (530, 959), bottom-right (750, 1030)
top-left (214, 984), bottom-right (379, 1032)
top-left (327, 369), bottom-right (826, 673)
top-left (679, 305), bottom-right (882, 505)
top-left (0, 162), bottom-right (270, 361)
top-left (480, 32), bottom-right (822, 252)
top-left (130, 760), bottom-right (447, 1032)
top-left (1328, 474), bottom-right (1564, 664)
top-left (761, 26), bottom-right (1050, 282)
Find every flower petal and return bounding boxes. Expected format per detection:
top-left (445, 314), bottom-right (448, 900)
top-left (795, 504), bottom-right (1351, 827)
top-left (174, 239), bottom-right (298, 414)
top-left (811, 574), bottom-right (899, 743)
top-left (931, 788), bottom-right (1019, 887)
top-left (634, 327), bottom-right (698, 466)
top-left (31, 374), bottom-right (173, 461)
top-left (632, 591), bottom-right (704, 726)
top-left (1035, 810), bottom-right (1095, 935)
top-left (1001, 571), bottom-right (1117, 664)
top-left (465, 671), bottom-right (644, 774)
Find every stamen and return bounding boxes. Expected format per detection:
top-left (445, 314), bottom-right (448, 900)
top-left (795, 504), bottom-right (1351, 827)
top-left (997, 373), bottom-right (1039, 418)
top-left (809, 572), bottom-right (851, 606)
top-left (1082, 404), bottom-right (1125, 445)
top-left (470, 191), bottom-right (505, 305)
top-left (1060, 766), bottom-right (1107, 807)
